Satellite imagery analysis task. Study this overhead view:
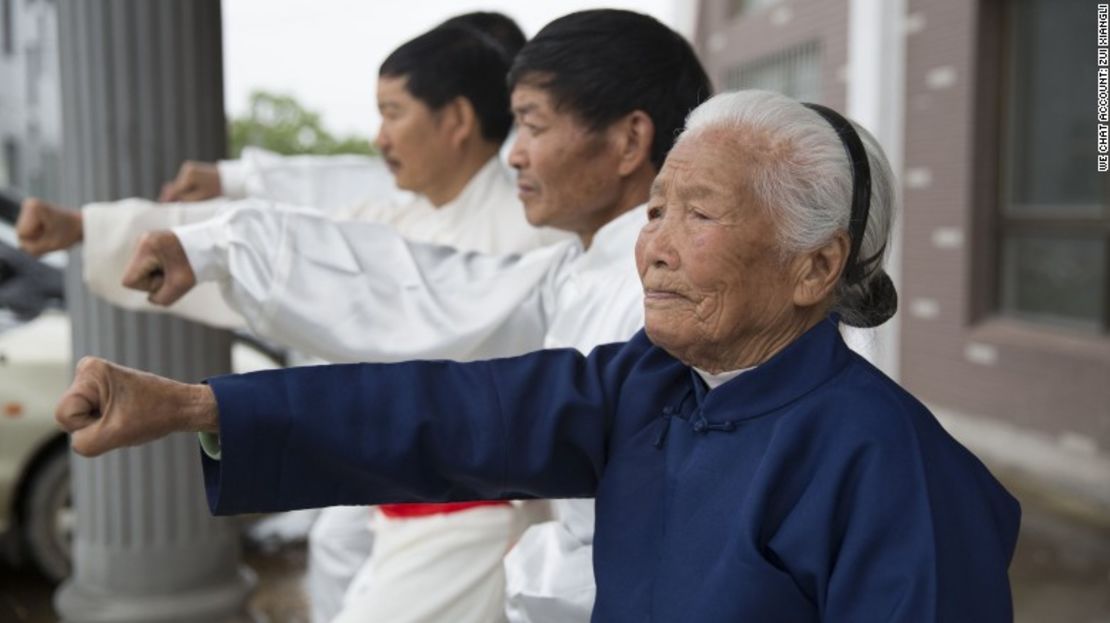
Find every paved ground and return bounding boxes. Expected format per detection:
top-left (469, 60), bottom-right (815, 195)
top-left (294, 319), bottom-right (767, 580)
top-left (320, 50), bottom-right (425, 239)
top-left (0, 539), bottom-right (311, 623)
top-left (2, 477), bottom-right (1109, 623)
top-left (1001, 470), bottom-right (1110, 623)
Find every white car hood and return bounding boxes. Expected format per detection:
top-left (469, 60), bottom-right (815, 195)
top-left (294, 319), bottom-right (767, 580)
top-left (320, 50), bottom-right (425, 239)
top-left (0, 311), bottom-right (70, 365)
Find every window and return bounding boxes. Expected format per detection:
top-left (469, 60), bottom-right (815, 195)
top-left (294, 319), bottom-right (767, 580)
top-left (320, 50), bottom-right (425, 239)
top-left (3, 139), bottom-right (19, 188)
top-left (2, 0), bottom-right (13, 56)
top-left (30, 149), bottom-right (60, 200)
top-left (723, 41), bottom-right (821, 103)
top-left (26, 39), bottom-right (39, 105)
top-left (998, 0), bottom-right (1110, 331)
top-left (729, 0), bottom-right (782, 17)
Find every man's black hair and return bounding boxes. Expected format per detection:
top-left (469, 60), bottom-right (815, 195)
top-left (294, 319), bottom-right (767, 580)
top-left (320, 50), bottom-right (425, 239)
top-left (440, 11), bottom-right (527, 59)
top-left (508, 10), bottom-right (712, 170)
top-left (380, 25), bottom-right (513, 143)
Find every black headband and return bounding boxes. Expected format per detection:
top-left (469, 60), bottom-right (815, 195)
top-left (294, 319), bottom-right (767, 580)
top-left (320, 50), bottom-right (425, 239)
top-left (802, 102), bottom-right (883, 284)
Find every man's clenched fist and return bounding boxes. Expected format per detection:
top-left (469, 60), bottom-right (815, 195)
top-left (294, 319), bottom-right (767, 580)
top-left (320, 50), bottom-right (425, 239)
top-left (56, 357), bottom-right (220, 457)
top-left (16, 198), bottom-right (83, 256)
top-left (121, 230), bottom-right (197, 306)
top-left (159, 161), bottom-right (222, 202)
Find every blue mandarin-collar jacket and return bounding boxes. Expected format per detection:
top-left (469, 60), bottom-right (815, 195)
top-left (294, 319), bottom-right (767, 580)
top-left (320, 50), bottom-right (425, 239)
top-left (203, 316), bottom-right (1020, 622)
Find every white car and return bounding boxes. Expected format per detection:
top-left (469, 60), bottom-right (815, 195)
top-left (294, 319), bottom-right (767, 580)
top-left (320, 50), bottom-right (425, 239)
top-left (0, 304), bottom-right (280, 581)
top-left (0, 310), bottom-right (73, 581)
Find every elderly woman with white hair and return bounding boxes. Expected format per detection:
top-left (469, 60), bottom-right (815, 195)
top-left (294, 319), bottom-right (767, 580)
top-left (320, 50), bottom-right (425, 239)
top-left (55, 91), bottom-right (1019, 622)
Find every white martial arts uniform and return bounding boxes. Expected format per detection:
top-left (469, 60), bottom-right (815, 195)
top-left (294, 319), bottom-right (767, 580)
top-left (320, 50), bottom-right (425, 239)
top-left (155, 204), bottom-right (648, 622)
top-left (226, 148), bottom-right (395, 623)
top-left (334, 506), bottom-right (517, 623)
top-left (81, 150), bottom-right (562, 331)
top-left (78, 152), bottom-right (569, 623)
top-left (218, 146), bottom-right (395, 215)
top-left (80, 147), bottom-right (396, 331)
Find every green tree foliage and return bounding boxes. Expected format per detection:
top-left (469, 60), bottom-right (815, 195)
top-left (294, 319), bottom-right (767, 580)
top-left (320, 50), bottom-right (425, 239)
top-left (228, 91), bottom-right (376, 157)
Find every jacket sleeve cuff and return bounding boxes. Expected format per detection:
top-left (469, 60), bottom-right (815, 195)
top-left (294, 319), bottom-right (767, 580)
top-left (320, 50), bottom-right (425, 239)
top-left (173, 217), bottom-right (231, 283)
top-left (198, 432), bottom-right (222, 460)
top-left (217, 159), bottom-right (249, 199)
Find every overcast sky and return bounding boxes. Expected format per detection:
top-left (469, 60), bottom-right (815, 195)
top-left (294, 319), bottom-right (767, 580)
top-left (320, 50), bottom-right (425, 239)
top-left (221, 1), bottom-right (686, 138)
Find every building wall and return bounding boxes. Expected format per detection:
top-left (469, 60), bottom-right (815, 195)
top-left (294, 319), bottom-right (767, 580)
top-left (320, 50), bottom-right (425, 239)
top-left (899, 0), bottom-right (1110, 452)
top-left (694, 0), bottom-right (1110, 490)
top-left (695, 0), bottom-right (850, 108)
top-left (0, 0), bottom-right (62, 200)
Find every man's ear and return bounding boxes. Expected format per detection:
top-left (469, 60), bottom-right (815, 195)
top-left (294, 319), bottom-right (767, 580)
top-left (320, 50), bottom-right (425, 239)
top-left (611, 110), bottom-right (655, 177)
top-left (792, 231), bottom-right (850, 307)
top-left (443, 96), bottom-right (478, 148)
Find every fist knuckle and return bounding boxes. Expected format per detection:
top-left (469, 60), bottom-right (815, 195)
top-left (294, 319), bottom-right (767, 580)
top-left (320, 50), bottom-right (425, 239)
top-left (76, 355), bottom-right (105, 375)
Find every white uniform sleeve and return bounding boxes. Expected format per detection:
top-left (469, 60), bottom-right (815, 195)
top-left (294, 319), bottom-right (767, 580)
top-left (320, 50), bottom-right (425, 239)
top-left (81, 198), bottom-right (245, 329)
top-left (217, 147), bottom-right (395, 215)
top-left (173, 201), bottom-right (573, 363)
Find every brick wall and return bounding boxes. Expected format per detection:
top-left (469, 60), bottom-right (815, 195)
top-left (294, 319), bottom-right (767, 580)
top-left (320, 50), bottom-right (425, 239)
top-left (901, 0), bottom-right (1110, 448)
top-left (695, 0), bottom-right (849, 108)
top-left (695, 0), bottom-right (1110, 451)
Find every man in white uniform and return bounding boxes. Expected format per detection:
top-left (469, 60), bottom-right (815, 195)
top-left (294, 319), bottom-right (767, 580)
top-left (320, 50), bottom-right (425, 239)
top-left (157, 9), bottom-right (530, 212)
top-left (18, 19), bottom-right (565, 623)
top-left (114, 11), bottom-right (712, 622)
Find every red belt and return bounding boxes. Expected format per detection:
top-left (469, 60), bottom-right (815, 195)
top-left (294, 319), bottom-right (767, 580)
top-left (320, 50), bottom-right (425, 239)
top-left (378, 501), bottom-right (510, 518)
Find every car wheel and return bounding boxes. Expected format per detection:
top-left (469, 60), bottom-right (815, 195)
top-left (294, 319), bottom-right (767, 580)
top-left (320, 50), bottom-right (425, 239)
top-left (22, 447), bottom-right (73, 582)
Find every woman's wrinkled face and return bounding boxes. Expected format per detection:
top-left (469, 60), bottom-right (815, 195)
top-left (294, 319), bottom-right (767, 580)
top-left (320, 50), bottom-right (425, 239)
top-left (634, 128), bottom-right (800, 369)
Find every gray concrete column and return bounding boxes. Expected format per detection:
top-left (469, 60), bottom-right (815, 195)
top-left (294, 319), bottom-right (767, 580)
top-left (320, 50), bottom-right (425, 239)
top-left (52, 1), bottom-right (254, 621)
